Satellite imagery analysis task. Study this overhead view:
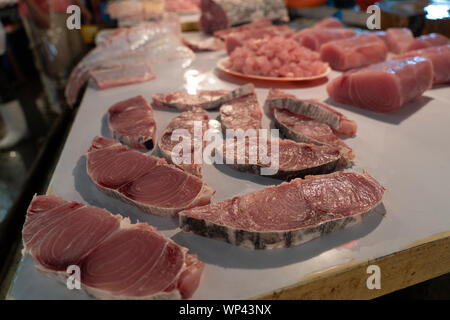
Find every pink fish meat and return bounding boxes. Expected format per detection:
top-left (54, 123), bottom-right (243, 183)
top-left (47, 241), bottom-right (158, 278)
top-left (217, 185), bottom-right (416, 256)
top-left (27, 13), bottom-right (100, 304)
top-left (22, 194), bottom-right (204, 299)
top-left (108, 95), bottom-right (157, 150)
top-left (393, 44), bottom-right (450, 85)
top-left (327, 57), bottom-right (433, 113)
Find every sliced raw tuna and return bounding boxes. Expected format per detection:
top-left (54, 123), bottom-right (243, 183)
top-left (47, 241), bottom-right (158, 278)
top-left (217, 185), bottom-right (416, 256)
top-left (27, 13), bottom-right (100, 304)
top-left (320, 33), bottom-right (388, 71)
top-left (406, 33), bottom-right (449, 51)
top-left (393, 45), bottom-right (450, 84)
top-left (179, 171), bottom-right (385, 249)
top-left (219, 92), bottom-right (262, 131)
top-left (199, 0), bottom-right (288, 35)
top-left (386, 28), bottom-right (414, 54)
top-left (273, 108), bottom-right (354, 164)
top-left (313, 17), bottom-right (343, 28)
top-left (158, 109), bottom-right (209, 177)
top-left (327, 57), bottom-right (434, 113)
top-left (87, 136), bottom-right (214, 216)
top-left (108, 95), bottom-right (157, 150)
top-left (22, 194), bottom-right (204, 299)
top-left (266, 88), bottom-right (357, 137)
top-left (293, 28), bottom-right (356, 51)
top-left (224, 36), bottom-right (329, 78)
top-left (219, 137), bottom-right (341, 180)
top-left (90, 63), bottom-right (156, 89)
top-left (151, 83), bottom-right (254, 111)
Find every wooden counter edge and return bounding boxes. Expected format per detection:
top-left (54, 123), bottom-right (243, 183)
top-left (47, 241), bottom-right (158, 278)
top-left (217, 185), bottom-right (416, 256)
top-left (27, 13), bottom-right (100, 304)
top-left (254, 231), bottom-right (450, 300)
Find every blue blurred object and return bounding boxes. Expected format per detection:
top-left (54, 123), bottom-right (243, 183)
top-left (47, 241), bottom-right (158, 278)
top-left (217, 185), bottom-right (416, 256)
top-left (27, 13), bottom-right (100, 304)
top-left (100, 1), bottom-right (114, 23)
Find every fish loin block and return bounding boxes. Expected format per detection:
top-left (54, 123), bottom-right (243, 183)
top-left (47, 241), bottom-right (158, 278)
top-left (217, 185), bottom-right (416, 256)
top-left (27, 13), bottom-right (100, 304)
top-left (320, 34), bottom-right (388, 71)
top-left (386, 28), bottom-right (414, 54)
top-left (394, 44), bottom-right (450, 85)
top-left (327, 57), bottom-right (433, 113)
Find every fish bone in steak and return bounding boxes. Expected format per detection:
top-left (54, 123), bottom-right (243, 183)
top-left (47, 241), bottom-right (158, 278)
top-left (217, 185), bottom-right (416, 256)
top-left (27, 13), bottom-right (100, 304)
top-left (179, 171), bottom-right (385, 249)
top-left (65, 21), bottom-right (194, 106)
top-left (22, 194), bottom-right (204, 299)
top-left (327, 57), bottom-right (433, 113)
top-left (158, 109), bottom-right (210, 177)
top-left (393, 45), bottom-right (450, 85)
top-left (266, 88), bottom-right (357, 137)
top-left (151, 83), bottom-right (254, 111)
top-left (86, 136), bottom-right (214, 216)
top-left (218, 137), bottom-right (341, 180)
top-left (200, 0), bottom-right (288, 35)
top-left (273, 108), bottom-right (354, 164)
top-left (108, 95), bottom-right (157, 150)
top-left (219, 92), bottom-right (262, 131)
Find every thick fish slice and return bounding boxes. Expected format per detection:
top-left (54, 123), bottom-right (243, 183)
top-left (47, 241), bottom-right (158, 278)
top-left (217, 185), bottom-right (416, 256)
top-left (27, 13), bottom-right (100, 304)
top-left (90, 63), bottom-right (156, 89)
top-left (393, 44), bottom-right (450, 85)
top-left (23, 194), bottom-right (204, 299)
top-left (406, 33), bottom-right (449, 51)
top-left (158, 109), bottom-right (210, 178)
top-left (219, 92), bottom-right (262, 131)
top-left (386, 28), bottom-right (414, 54)
top-left (179, 171), bottom-right (385, 249)
top-left (273, 108), bottom-right (354, 164)
top-left (266, 88), bottom-right (357, 137)
top-left (108, 95), bottom-right (157, 150)
top-left (320, 33), bottom-right (388, 71)
top-left (151, 83), bottom-right (254, 111)
top-left (87, 136), bottom-right (214, 217)
top-left (218, 137), bottom-right (341, 180)
top-left (327, 57), bottom-right (433, 113)
top-left (293, 27), bottom-right (356, 51)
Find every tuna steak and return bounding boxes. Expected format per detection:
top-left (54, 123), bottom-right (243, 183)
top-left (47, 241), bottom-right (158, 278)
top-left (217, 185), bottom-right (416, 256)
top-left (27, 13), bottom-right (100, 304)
top-left (158, 109), bottom-right (210, 177)
top-left (22, 194), bottom-right (204, 299)
top-left (266, 88), bottom-right (357, 137)
top-left (179, 171), bottom-right (385, 249)
top-left (86, 136), bottom-right (214, 217)
top-left (108, 95), bottom-right (157, 150)
top-left (151, 83), bottom-right (255, 111)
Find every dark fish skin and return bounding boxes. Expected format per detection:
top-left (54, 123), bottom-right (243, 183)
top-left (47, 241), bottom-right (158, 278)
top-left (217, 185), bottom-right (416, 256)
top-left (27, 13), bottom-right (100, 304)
top-left (179, 204), bottom-right (376, 249)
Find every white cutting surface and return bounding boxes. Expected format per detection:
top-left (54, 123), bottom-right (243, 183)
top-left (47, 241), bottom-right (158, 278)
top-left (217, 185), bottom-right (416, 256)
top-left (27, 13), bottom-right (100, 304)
top-left (9, 49), bottom-right (450, 300)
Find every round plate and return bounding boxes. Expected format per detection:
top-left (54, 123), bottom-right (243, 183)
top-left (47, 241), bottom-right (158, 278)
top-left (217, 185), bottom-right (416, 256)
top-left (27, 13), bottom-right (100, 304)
top-left (217, 58), bottom-right (331, 82)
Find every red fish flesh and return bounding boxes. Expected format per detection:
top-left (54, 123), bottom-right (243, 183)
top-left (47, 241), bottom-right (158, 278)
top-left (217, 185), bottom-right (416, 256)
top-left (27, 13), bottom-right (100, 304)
top-left (108, 95), bottom-right (157, 150)
top-left (327, 57), bottom-right (433, 113)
